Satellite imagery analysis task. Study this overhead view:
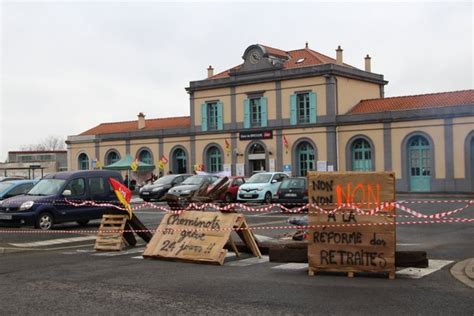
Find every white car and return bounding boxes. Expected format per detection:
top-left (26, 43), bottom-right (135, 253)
top-left (237, 172), bottom-right (288, 203)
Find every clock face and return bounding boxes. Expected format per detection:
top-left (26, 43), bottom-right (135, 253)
top-left (249, 50), bottom-right (261, 64)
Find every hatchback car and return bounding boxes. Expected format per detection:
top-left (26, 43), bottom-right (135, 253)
top-left (139, 174), bottom-right (191, 202)
top-left (275, 177), bottom-right (308, 209)
top-left (237, 172), bottom-right (288, 203)
top-left (167, 174), bottom-right (219, 200)
top-left (217, 176), bottom-right (246, 202)
top-left (0, 170), bottom-right (122, 230)
top-left (0, 180), bottom-right (38, 200)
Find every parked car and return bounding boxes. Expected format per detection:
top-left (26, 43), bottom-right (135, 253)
top-left (167, 174), bottom-right (219, 200)
top-left (217, 176), bottom-right (246, 202)
top-left (0, 180), bottom-right (38, 200)
top-left (0, 170), bottom-right (123, 230)
top-left (274, 177), bottom-right (308, 209)
top-left (139, 174), bottom-right (192, 202)
top-left (0, 176), bottom-right (25, 182)
top-left (237, 172), bottom-right (288, 203)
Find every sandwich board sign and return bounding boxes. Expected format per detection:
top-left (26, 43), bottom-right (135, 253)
top-left (143, 211), bottom-right (261, 265)
top-left (307, 172), bottom-right (396, 279)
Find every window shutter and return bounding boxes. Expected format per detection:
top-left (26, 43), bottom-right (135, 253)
top-left (201, 103), bottom-right (208, 132)
top-left (244, 99), bottom-right (250, 128)
top-left (290, 94), bottom-right (297, 125)
top-left (261, 97), bottom-right (267, 127)
top-left (309, 92), bottom-right (317, 123)
top-left (217, 102), bottom-right (223, 130)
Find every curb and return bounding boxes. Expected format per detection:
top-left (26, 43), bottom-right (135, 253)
top-left (450, 258), bottom-right (474, 288)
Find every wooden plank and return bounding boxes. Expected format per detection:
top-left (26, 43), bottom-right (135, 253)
top-left (95, 214), bottom-right (128, 251)
top-left (307, 172), bottom-right (396, 278)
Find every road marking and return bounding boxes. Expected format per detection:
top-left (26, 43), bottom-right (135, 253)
top-left (9, 236), bottom-right (96, 248)
top-left (272, 263), bottom-right (308, 270)
top-left (396, 259), bottom-right (453, 279)
top-left (132, 256), bottom-right (144, 259)
top-left (397, 243), bottom-right (421, 246)
top-left (93, 247), bottom-right (145, 257)
top-left (226, 255), bottom-right (269, 267)
top-left (254, 234), bottom-right (275, 242)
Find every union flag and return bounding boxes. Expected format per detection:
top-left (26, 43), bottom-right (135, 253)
top-left (283, 135), bottom-right (289, 149)
top-left (109, 177), bottom-right (133, 219)
top-left (130, 158), bottom-right (139, 171)
top-left (225, 139), bottom-right (231, 153)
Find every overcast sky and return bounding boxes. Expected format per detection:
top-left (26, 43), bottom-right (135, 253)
top-left (1, 1), bottom-right (472, 161)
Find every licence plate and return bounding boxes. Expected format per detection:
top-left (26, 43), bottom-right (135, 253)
top-left (141, 192), bottom-right (150, 195)
top-left (0, 214), bottom-right (12, 220)
top-left (285, 193), bottom-right (297, 197)
top-left (243, 194), bottom-right (252, 198)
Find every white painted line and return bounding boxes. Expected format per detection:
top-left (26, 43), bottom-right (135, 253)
top-left (93, 247), bottom-right (145, 257)
top-left (131, 256), bottom-right (143, 259)
top-left (225, 252), bottom-right (237, 258)
top-left (397, 259), bottom-right (453, 279)
top-left (226, 255), bottom-right (269, 267)
top-left (254, 234), bottom-right (275, 242)
top-left (272, 263), bottom-right (308, 270)
top-left (396, 243), bottom-right (421, 246)
top-left (9, 236), bottom-right (96, 248)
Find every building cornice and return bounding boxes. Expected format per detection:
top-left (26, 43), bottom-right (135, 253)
top-left (186, 64), bottom-right (387, 93)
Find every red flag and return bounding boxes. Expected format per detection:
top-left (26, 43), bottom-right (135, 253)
top-left (225, 139), bottom-right (231, 153)
top-left (283, 135), bottom-right (289, 149)
top-left (109, 177), bottom-right (133, 218)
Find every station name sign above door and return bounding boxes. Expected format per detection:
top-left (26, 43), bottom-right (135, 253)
top-left (239, 130), bottom-right (273, 140)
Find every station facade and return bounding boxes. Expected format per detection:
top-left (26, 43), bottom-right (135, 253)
top-left (67, 43), bottom-right (474, 193)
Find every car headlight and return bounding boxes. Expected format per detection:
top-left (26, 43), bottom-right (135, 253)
top-left (255, 187), bottom-right (263, 191)
top-left (19, 201), bottom-right (34, 211)
top-left (181, 190), bottom-right (191, 194)
top-left (152, 187), bottom-right (163, 192)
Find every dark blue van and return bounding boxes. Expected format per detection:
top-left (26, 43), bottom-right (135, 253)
top-left (0, 170), bottom-right (123, 230)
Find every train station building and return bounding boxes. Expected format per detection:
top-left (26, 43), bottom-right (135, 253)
top-left (67, 43), bottom-right (474, 193)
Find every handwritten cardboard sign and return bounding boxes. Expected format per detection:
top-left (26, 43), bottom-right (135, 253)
top-left (307, 172), bottom-right (396, 278)
top-left (143, 211), bottom-right (243, 265)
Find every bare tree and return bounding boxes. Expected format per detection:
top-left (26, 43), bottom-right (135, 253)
top-left (21, 136), bottom-right (66, 151)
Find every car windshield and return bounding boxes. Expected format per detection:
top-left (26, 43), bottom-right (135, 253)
top-left (280, 179), bottom-right (305, 189)
top-left (153, 176), bottom-right (175, 185)
top-left (246, 173), bottom-right (272, 183)
top-left (181, 176), bottom-right (204, 185)
top-left (28, 179), bottom-right (66, 196)
top-left (0, 182), bottom-right (14, 192)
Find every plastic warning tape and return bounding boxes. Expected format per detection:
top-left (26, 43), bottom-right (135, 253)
top-left (0, 217), bottom-right (472, 235)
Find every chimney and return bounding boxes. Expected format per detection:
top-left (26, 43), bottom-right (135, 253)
top-left (138, 112), bottom-right (146, 129)
top-left (336, 45), bottom-right (343, 65)
top-left (364, 54), bottom-right (372, 72)
top-left (207, 65), bottom-right (214, 78)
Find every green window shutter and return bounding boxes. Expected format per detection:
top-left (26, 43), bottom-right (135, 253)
top-left (290, 94), bottom-right (297, 125)
top-left (244, 99), bottom-right (250, 128)
top-left (201, 103), bottom-right (208, 132)
top-left (309, 92), bottom-right (317, 123)
top-left (261, 97), bottom-right (267, 127)
top-left (217, 102), bottom-right (223, 130)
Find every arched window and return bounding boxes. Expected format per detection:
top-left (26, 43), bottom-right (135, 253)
top-left (352, 139), bottom-right (372, 171)
top-left (138, 149), bottom-right (153, 164)
top-left (106, 151), bottom-right (120, 165)
top-left (78, 153), bottom-right (89, 170)
top-left (207, 146), bottom-right (222, 173)
top-left (296, 142), bottom-right (315, 176)
top-left (408, 135), bottom-right (431, 192)
top-left (172, 148), bottom-right (187, 174)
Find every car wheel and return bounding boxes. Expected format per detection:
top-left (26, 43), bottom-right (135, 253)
top-left (224, 193), bottom-right (233, 203)
top-left (264, 192), bottom-right (272, 204)
top-left (35, 212), bottom-right (54, 230)
top-left (77, 220), bottom-right (89, 227)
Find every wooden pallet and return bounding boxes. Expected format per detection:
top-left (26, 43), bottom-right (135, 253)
top-left (94, 214), bottom-right (128, 251)
top-left (308, 267), bottom-right (396, 279)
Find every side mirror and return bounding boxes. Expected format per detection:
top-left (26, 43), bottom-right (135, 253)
top-left (62, 190), bottom-right (72, 196)
top-left (271, 179), bottom-right (277, 183)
